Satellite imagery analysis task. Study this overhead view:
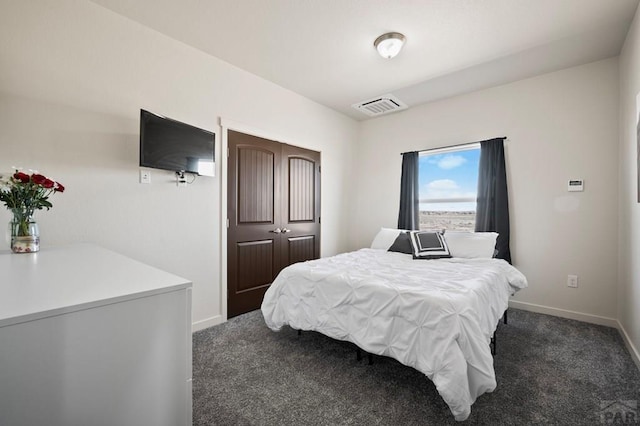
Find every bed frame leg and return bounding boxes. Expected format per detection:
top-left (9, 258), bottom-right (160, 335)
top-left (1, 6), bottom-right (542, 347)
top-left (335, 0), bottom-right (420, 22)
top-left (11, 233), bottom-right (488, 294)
top-left (355, 348), bottom-right (373, 364)
top-left (297, 329), bottom-right (301, 336)
top-left (504, 309), bottom-right (508, 325)
top-left (491, 333), bottom-right (496, 356)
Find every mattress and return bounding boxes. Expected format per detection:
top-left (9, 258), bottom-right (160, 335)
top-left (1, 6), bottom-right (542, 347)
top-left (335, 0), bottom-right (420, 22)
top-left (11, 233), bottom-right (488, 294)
top-left (261, 248), bottom-right (528, 421)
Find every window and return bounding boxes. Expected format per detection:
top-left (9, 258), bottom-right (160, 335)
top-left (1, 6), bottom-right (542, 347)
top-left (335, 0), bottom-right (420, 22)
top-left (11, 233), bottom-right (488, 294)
top-left (418, 144), bottom-right (480, 232)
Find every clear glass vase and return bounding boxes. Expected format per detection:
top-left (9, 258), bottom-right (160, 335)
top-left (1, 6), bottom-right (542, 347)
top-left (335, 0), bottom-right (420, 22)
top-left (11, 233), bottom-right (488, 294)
top-left (9, 209), bottom-right (39, 253)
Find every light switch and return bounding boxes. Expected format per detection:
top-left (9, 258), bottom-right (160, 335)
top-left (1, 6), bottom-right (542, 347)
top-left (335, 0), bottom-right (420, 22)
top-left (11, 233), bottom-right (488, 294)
top-left (140, 169), bottom-right (151, 184)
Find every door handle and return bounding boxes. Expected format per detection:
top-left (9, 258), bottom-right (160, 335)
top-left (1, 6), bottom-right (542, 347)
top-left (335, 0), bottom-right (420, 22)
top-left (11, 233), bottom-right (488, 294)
top-left (281, 228), bottom-right (291, 233)
top-left (269, 228), bottom-right (282, 234)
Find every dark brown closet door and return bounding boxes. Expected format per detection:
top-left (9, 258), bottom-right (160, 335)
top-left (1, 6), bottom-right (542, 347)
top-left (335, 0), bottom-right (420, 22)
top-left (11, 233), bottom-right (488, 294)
top-left (280, 144), bottom-right (321, 266)
top-left (228, 131), bottom-right (282, 318)
top-left (227, 130), bottom-right (321, 318)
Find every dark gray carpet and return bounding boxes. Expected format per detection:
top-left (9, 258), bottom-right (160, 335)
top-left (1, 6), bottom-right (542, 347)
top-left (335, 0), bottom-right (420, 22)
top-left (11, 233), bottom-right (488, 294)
top-left (192, 309), bottom-right (640, 425)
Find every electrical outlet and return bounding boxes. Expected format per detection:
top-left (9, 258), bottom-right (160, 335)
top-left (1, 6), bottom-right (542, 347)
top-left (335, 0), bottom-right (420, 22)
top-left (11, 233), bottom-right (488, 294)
top-left (567, 275), bottom-right (578, 288)
top-left (139, 169), bottom-right (151, 184)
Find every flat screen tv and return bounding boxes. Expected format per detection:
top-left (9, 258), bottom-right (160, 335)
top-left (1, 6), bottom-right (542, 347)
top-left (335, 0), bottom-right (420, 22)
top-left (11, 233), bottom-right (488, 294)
top-left (139, 109), bottom-right (215, 176)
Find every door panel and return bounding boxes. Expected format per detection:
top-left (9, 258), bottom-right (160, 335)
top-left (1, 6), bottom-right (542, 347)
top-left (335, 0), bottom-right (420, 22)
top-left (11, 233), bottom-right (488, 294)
top-left (238, 148), bottom-right (275, 224)
top-left (236, 240), bottom-right (274, 292)
top-left (287, 235), bottom-right (316, 265)
top-left (288, 157), bottom-right (315, 222)
top-left (228, 131), bottom-right (320, 318)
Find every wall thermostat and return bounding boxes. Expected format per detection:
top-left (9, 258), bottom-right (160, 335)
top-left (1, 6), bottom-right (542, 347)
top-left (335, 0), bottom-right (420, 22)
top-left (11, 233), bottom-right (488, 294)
top-left (568, 179), bottom-right (584, 192)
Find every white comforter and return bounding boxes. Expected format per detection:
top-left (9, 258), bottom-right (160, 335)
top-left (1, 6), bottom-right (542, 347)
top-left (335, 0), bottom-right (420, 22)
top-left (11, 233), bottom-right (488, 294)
top-left (261, 248), bottom-right (528, 421)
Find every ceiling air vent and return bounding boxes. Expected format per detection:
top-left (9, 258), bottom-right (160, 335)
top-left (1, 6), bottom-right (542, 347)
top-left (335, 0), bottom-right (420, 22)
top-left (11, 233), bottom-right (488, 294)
top-left (352, 94), bottom-right (408, 117)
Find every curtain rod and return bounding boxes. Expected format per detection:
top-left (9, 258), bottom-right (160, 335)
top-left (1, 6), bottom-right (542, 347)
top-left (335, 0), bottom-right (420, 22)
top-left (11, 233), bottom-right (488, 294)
top-left (400, 136), bottom-right (507, 155)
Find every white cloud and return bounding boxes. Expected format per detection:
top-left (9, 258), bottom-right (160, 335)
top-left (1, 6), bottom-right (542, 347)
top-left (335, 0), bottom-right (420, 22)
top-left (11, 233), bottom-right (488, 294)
top-left (427, 179), bottom-right (459, 191)
top-left (422, 179), bottom-right (476, 200)
top-left (430, 154), bottom-right (467, 170)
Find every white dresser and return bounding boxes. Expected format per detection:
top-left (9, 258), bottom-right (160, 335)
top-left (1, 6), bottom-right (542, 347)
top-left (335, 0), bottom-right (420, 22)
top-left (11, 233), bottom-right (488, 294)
top-left (0, 244), bottom-right (193, 426)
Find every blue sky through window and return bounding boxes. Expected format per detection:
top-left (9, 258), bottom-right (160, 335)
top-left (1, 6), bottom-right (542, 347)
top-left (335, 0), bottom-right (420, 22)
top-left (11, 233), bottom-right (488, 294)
top-left (419, 147), bottom-right (480, 212)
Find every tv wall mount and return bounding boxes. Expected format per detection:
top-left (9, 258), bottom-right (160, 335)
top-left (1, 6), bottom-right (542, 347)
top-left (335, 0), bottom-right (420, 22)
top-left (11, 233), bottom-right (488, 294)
top-left (175, 170), bottom-right (196, 186)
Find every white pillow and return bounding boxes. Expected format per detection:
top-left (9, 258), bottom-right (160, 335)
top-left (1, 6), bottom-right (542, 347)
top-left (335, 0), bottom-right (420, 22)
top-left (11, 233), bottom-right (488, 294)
top-left (370, 228), bottom-right (403, 250)
top-left (443, 232), bottom-right (498, 258)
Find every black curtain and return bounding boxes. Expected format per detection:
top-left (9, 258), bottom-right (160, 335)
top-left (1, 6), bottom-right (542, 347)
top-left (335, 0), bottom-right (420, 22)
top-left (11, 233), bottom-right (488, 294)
top-left (475, 138), bottom-right (511, 263)
top-left (398, 151), bottom-right (419, 230)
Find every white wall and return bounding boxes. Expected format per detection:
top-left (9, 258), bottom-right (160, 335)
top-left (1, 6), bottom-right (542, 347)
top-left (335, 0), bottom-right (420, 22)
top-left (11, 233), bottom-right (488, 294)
top-left (351, 59), bottom-right (620, 323)
top-left (0, 0), bottom-right (358, 330)
top-left (1, 0), bottom-right (634, 351)
top-left (618, 5), bottom-right (640, 365)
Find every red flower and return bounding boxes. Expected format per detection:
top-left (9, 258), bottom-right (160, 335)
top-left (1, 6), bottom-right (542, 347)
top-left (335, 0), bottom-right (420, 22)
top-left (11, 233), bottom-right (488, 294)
top-left (2, 169), bottom-right (65, 213)
top-left (31, 174), bottom-right (47, 185)
top-left (13, 172), bottom-right (30, 183)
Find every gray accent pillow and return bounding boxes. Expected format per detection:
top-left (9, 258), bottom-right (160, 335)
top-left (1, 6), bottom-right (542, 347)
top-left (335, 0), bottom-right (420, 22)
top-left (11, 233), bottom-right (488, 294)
top-left (409, 231), bottom-right (451, 259)
top-left (387, 232), bottom-right (413, 255)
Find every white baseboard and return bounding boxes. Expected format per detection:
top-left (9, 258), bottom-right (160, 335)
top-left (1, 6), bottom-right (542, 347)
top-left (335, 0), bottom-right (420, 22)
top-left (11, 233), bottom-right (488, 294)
top-left (192, 315), bottom-right (224, 332)
top-left (508, 300), bottom-right (618, 328)
top-left (616, 320), bottom-right (640, 371)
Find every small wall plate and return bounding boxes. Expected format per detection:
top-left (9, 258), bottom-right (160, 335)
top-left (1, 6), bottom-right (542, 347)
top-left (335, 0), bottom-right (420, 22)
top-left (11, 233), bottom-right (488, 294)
top-left (568, 179), bottom-right (584, 192)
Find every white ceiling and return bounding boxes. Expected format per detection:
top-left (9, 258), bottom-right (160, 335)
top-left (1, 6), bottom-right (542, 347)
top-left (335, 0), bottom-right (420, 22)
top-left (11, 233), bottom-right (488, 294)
top-left (89, 0), bottom-right (639, 121)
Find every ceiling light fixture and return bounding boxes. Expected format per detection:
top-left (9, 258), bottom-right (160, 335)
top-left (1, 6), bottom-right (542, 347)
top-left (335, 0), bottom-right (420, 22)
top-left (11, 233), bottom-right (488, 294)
top-left (374, 32), bottom-right (406, 59)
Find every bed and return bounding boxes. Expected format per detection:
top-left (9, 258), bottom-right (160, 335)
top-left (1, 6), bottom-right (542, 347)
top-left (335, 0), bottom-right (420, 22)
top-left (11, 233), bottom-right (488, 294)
top-left (261, 229), bottom-right (528, 421)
